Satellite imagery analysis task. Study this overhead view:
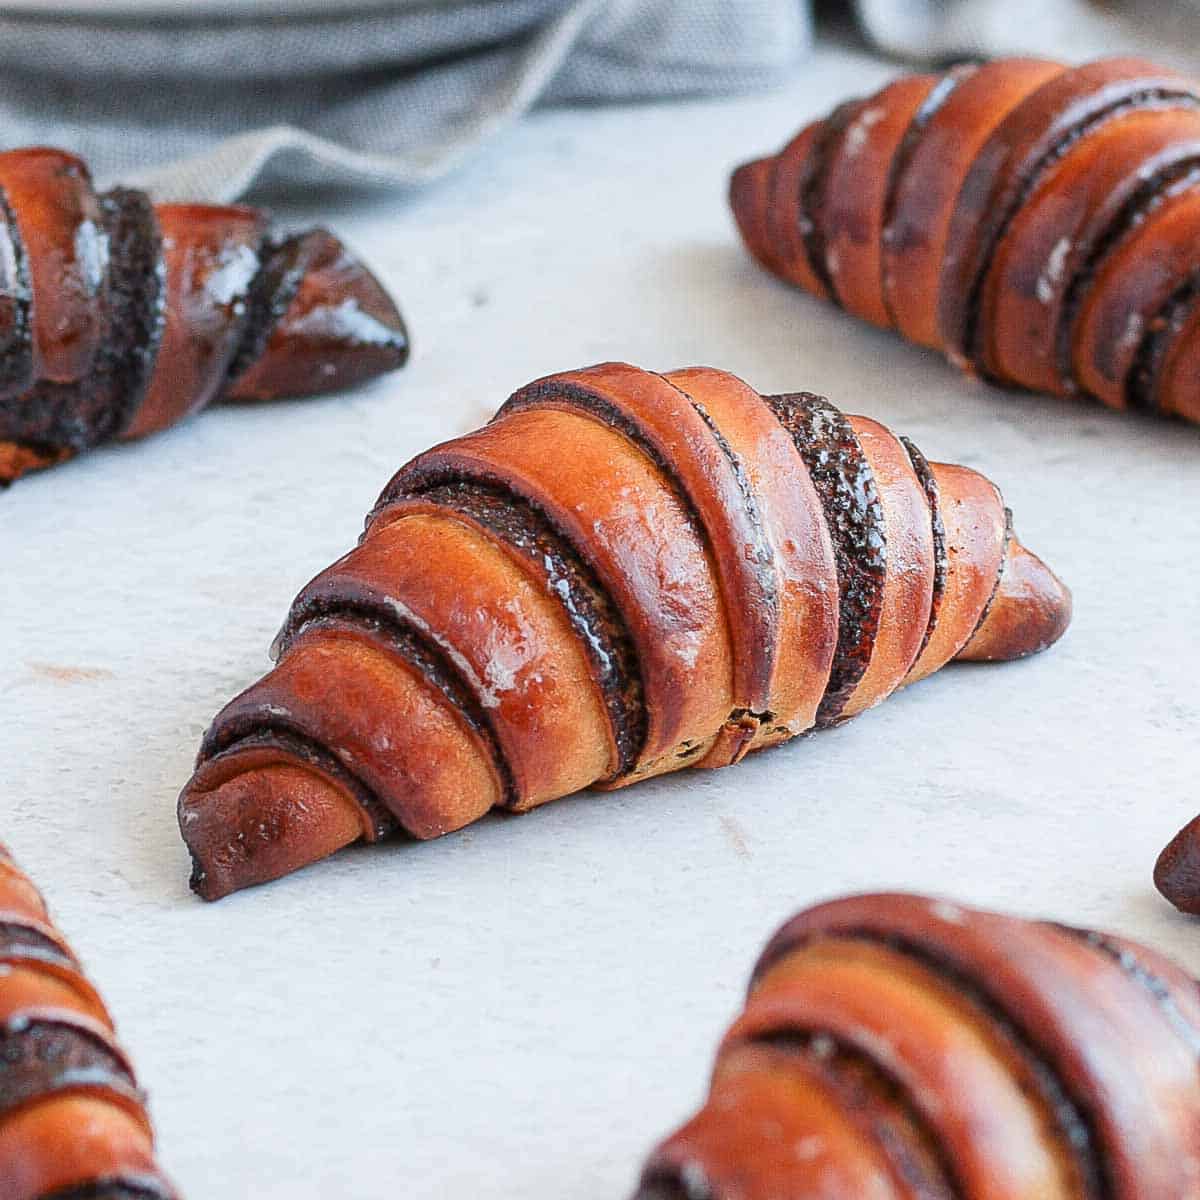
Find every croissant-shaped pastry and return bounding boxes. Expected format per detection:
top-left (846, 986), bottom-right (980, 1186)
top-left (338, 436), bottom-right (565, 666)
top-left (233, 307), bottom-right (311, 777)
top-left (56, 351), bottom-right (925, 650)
top-left (1154, 814), bottom-right (1200, 914)
top-left (0, 146), bottom-right (408, 485)
top-left (636, 892), bottom-right (1200, 1200)
top-left (731, 56), bottom-right (1200, 424)
top-left (177, 361), bottom-right (1070, 899)
top-left (0, 844), bottom-right (177, 1199)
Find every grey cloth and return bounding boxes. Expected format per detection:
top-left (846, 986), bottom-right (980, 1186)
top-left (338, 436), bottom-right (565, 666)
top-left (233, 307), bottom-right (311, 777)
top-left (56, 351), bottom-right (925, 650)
top-left (7, 0), bottom-right (1200, 206)
top-left (0, 1), bottom-right (813, 201)
top-left (854, 0), bottom-right (1200, 72)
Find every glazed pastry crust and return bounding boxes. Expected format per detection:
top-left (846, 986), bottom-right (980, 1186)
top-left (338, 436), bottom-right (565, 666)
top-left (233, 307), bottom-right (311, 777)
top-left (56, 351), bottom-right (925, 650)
top-left (177, 362), bottom-right (1069, 899)
top-left (637, 892), bottom-right (1200, 1200)
top-left (0, 147), bottom-right (408, 484)
top-left (0, 846), bottom-right (176, 1200)
top-left (732, 56), bottom-right (1200, 423)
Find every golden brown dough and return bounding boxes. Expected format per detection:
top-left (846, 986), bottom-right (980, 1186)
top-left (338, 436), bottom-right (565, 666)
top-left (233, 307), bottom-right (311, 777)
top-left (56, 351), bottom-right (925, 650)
top-left (0, 843), bottom-right (177, 1200)
top-left (178, 362), bottom-right (1070, 900)
top-left (731, 56), bottom-right (1200, 423)
top-left (635, 892), bottom-right (1200, 1200)
top-left (0, 146), bottom-right (408, 485)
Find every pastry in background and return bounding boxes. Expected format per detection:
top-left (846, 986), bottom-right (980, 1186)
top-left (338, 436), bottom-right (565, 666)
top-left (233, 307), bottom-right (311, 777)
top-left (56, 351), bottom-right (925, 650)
top-left (636, 891), bottom-right (1200, 1200)
top-left (1155, 814), bottom-right (1200, 914)
top-left (732, 57), bottom-right (1200, 425)
top-left (0, 843), bottom-right (178, 1199)
top-left (0, 147), bottom-right (408, 486)
top-left (178, 361), bottom-right (1069, 900)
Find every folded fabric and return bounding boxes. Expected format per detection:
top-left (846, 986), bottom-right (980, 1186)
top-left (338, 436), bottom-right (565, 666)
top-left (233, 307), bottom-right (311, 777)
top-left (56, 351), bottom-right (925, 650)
top-left (6, 0), bottom-right (1193, 206)
top-left (0, 0), bottom-right (812, 201)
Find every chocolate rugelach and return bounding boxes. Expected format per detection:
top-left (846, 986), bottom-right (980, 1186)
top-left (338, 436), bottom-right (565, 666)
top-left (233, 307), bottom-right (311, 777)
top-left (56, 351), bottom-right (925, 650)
top-left (0, 844), bottom-right (178, 1200)
top-left (1155, 815), bottom-right (1200, 915)
top-left (0, 146), bottom-right (409, 485)
top-left (176, 361), bottom-right (1070, 900)
top-left (732, 56), bottom-right (1200, 425)
top-left (634, 892), bottom-right (1200, 1200)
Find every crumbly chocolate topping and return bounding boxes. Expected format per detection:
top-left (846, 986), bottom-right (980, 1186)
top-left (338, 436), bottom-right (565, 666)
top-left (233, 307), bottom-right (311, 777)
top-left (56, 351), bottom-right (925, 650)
top-left (765, 393), bottom-right (886, 726)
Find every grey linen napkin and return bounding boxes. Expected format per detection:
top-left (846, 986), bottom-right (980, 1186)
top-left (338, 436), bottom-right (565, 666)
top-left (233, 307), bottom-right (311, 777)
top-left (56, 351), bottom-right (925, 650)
top-left (0, 0), bottom-right (813, 201)
top-left (7, 0), bottom-right (1200, 205)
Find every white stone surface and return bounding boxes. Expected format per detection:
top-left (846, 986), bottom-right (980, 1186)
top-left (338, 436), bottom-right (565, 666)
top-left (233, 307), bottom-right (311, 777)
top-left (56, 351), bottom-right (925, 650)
top-left (4, 43), bottom-right (1199, 1199)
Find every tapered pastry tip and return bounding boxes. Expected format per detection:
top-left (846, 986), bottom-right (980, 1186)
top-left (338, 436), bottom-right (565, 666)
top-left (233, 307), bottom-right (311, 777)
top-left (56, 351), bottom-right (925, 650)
top-left (957, 534), bottom-right (1072, 662)
top-left (1155, 815), bottom-right (1200, 915)
top-left (729, 157), bottom-right (777, 273)
top-left (179, 751), bottom-right (365, 901)
top-left (225, 227), bottom-right (409, 403)
top-left (0, 440), bottom-right (72, 486)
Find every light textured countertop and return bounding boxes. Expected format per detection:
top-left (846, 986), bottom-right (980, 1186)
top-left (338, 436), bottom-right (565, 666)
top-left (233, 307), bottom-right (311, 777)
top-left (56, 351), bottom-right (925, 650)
top-left (4, 43), bottom-right (1199, 1199)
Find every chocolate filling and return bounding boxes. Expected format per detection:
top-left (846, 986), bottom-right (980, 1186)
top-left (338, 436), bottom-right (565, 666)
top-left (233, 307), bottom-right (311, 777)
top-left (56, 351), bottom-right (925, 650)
top-left (0, 1017), bottom-right (140, 1122)
top-left (273, 606), bottom-right (517, 809)
top-left (900, 437), bottom-right (947, 661)
top-left (754, 931), bottom-right (1108, 1200)
top-left (958, 89), bottom-right (1200, 370)
top-left (0, 921), bottom-right (75, 974)
top-left (95, 188), bottom-right (166, 441)
top-left (748, 1032), bottom-right (961, 1199)
top-left (1, 381), bottom-right (87, 457)
top-left (631, 1178), bottom-right (697, 1200)
top-left (894, 70), bottom-right (970, 180)
top-left (502, 375), bottom-right (782, 722)
top-left (0, 186), bottom-right (164, 454)
top-left (226, 227), bottom-right (408, 391)
top-left (880, 65), bottom-right (976, 330)
top-left (0, 184), bottom-right (33, 399)
top-left (1055, 160), bottom-right (1200, 394)
top-left (634, 1025), bottom-right (963, 1200)
top-left (765, 393), bottom-right (886, 726)
top-left (494, 379), bottom-right (709, 531)
top-left (669, 383), bottom-right (778, 617)
top-left (400, 480), bottom-right (646, 777)
top-left (1126, 270), bottom-right (1200, 412)
top-left (39, 1182), bottom-right (174, 1200)
top-left (224, 231), bottom-right (308, 385)
top-left (883, 66), bottom-right (975, 240)
top-left (801, 98), bottom-right (867, 306)
top-left (194, 724), bottom-right (396, 848)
